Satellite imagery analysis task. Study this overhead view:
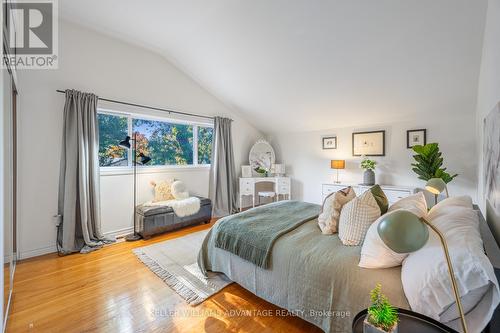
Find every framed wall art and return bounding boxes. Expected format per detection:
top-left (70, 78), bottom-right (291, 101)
top-left (352, 130), bottom-right (385, 156)
top-left (407, 129), bottom-right (427, 148)
top-left (322, 136), bottom-right (337, 149)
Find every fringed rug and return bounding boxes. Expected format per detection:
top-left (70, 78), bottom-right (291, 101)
top-left (133, 230), bottom-right (232, 305)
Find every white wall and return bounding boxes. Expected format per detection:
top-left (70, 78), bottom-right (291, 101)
top-left (269, 113), bottom-right (477, 206)
top-left (476, 0), bottom-right (500, 213)
top-left (16, 20), bottom-right (262, 259)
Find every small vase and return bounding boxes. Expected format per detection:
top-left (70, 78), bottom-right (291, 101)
top-left (363, 169), bottom-right (375, 185)
top-left (363, 318), bottom-right (398, 333)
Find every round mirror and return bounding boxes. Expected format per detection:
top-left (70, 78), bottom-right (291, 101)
top-left (249, 139), bottom-right (275, 177)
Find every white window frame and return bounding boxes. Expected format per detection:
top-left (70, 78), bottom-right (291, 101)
top-left (97, 108), bottom-right (214, 175)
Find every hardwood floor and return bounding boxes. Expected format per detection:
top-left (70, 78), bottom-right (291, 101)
top-left (7, 220), bottom-right (321, 333)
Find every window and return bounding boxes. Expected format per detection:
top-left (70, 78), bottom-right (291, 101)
top-left (133, 118), bottom-right (193, 166)
top-left (197, 126), bottom-right (213, 165)
top-left (97, 111), bottom-right (213, 168)
top-left (98, 113), bottom-right (128, 167)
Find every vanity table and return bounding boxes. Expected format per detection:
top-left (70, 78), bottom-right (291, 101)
top-left (239, 177), bottom-right (291, 211)
top-left (241, 139), bottom-right (290, 211)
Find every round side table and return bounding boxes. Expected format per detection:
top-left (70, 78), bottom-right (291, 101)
top-left (352, 308), bottom-right (459, 333)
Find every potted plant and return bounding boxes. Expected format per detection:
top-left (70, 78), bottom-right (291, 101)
top-left (254, 166), bottom-right (269, 177)
top-left (360, 158), bottom-right (377, 185)
top-left (411, 143), bottom-right (457, 184)
top-left (364, 284), bottom-right (398, 333)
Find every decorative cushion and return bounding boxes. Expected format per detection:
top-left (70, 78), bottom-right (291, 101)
top-left (370, 184), bottom-right (389, 214)
top-left (401, 202), bottom-right (499, 331)
top-left (171, 180), bottom-right (189, 200)
top-left (151, 180), bottom-right (174, 202)
top-left (318, 187), bottom-right (356, 234)
top-left (427, 195), bottom-right (473, 221)
top-left (358, 192), bottom-right (428, 268)
top-left (338, 190), bottom-right (381, 246)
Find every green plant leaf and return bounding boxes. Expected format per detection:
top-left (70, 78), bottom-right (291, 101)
top-left (410, 143), bottom-right (457, 184)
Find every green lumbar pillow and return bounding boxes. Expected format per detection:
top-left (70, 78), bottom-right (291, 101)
top-left (369, 184), bottom-right (389, 214)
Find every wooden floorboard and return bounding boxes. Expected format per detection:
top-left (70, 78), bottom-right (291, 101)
top-left (7, 220), bottom-right (322, 333)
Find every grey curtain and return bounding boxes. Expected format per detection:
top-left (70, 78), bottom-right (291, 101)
top-left (57, 90), bottom-right (112, 254)
top-left (209, 117), bottom-right (237, 217)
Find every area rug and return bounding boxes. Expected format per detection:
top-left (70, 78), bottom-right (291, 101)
top-left (133, 230), bottom-right (232, 305)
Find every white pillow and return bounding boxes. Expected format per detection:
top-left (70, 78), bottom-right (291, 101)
top-left (427, 195), bottom-right (473, 221)
top-left (318, 187), bottom-right (356, 234)
top-left (401, 204), bottom-right (500, 332)
top-left (359, 192), bottom-right (428, 268)
top-left (171, 180), bottom-right (189, 200)
top-left (338, 190), bottom-right (381, 246)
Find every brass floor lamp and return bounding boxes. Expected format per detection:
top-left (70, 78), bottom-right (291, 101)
top-left (377, 210), bottom-right (468, 333)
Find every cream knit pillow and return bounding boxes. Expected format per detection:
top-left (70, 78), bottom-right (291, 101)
top-left (150, 180), bottom-right (174, 202)
top-left (318, 187), bottom-right (356, 234)
top-left (338, 190), bottom-right (381, 246)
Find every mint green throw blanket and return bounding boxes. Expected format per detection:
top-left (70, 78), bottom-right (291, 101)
top-left (214, 200), bottom-right (320, 268)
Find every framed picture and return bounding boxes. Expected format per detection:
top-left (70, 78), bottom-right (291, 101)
top-left (322, 136), bottom-right (337, 149)
top-left (484, 102), bottom-right (500, 215)
top-left (407, 129), bottom-right (427, 148)
top-left (241, 165), bottom-right (252, 178)
top-left (352, 130), bottom-right (385, 156)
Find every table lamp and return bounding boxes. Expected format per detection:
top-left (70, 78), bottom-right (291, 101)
top-left (426, 178), bottom-right (449, 205)
top-left (378, 210), bottom-right (468, 333)
top-left (330, 160), bottom-right (345, 184)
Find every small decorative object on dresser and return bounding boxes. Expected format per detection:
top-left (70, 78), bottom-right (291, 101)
top-left (271, 163), bottom-right (285, 177)
top-left (407, 129), bottom-right (426, 148)
top-left (330, 160), bottom-right (345, 183)
top-left (353, 130), bottom-right (385, 156)
top-left (363, 284), bottom-right (398, 333)
top-left (361, 158), bottom-right (377, 185)
top-left (241, 165), bottom-right (252, 178)
top-left (322, 136), bottom-right (337, 149)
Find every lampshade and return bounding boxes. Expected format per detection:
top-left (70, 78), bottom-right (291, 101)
top-left (138, 153), bottom-right (151, 165)
top-left (425, 178), bottom-right (447, 195)
top-left (377, 210), bottom-right (429, 253)
top-left (119, 136), bottom-right (131, 149)
top-left (330, 160), bottom-right (345, 169)
top-left (272, 163), bottom-right (285, 174)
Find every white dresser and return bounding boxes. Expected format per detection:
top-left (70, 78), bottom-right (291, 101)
top-left (321, 183), bottom-right (416, 205)
top-left (239, 177), bottom-right (291, 211)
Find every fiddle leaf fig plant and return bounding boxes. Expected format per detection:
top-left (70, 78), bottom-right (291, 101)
top-left (411, 143), bottom-right (457, 183)
top-left (366, 283), bottom-right (398, 332)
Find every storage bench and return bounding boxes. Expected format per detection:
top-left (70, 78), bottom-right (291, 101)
top-left (136, 197), bottom-right (212, 239)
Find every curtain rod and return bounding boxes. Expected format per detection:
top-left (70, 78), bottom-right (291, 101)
top-left (56, 89), bottom-right (220, 121)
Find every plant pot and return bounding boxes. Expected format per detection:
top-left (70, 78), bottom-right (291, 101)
top-left (363, 169), bottom-right (375, 185)
top-left (363, 318), bottom-right (398, 333)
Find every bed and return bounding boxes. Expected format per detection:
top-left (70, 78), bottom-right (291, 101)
top-left (198, 199), bottom-right (500, 333)
top-left (198, 202), bottom-right (410, 333)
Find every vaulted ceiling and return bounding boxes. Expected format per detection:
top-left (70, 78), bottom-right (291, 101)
top-left (60, 0), bottom-right (487, 133)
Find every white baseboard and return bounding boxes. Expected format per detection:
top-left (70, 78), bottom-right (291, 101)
top-left (103, 226), bottom-right (134, 239)
top-left (19, 245), bottom-right (57, 260)
top-left (18, 228), bottom-right (133, 260)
